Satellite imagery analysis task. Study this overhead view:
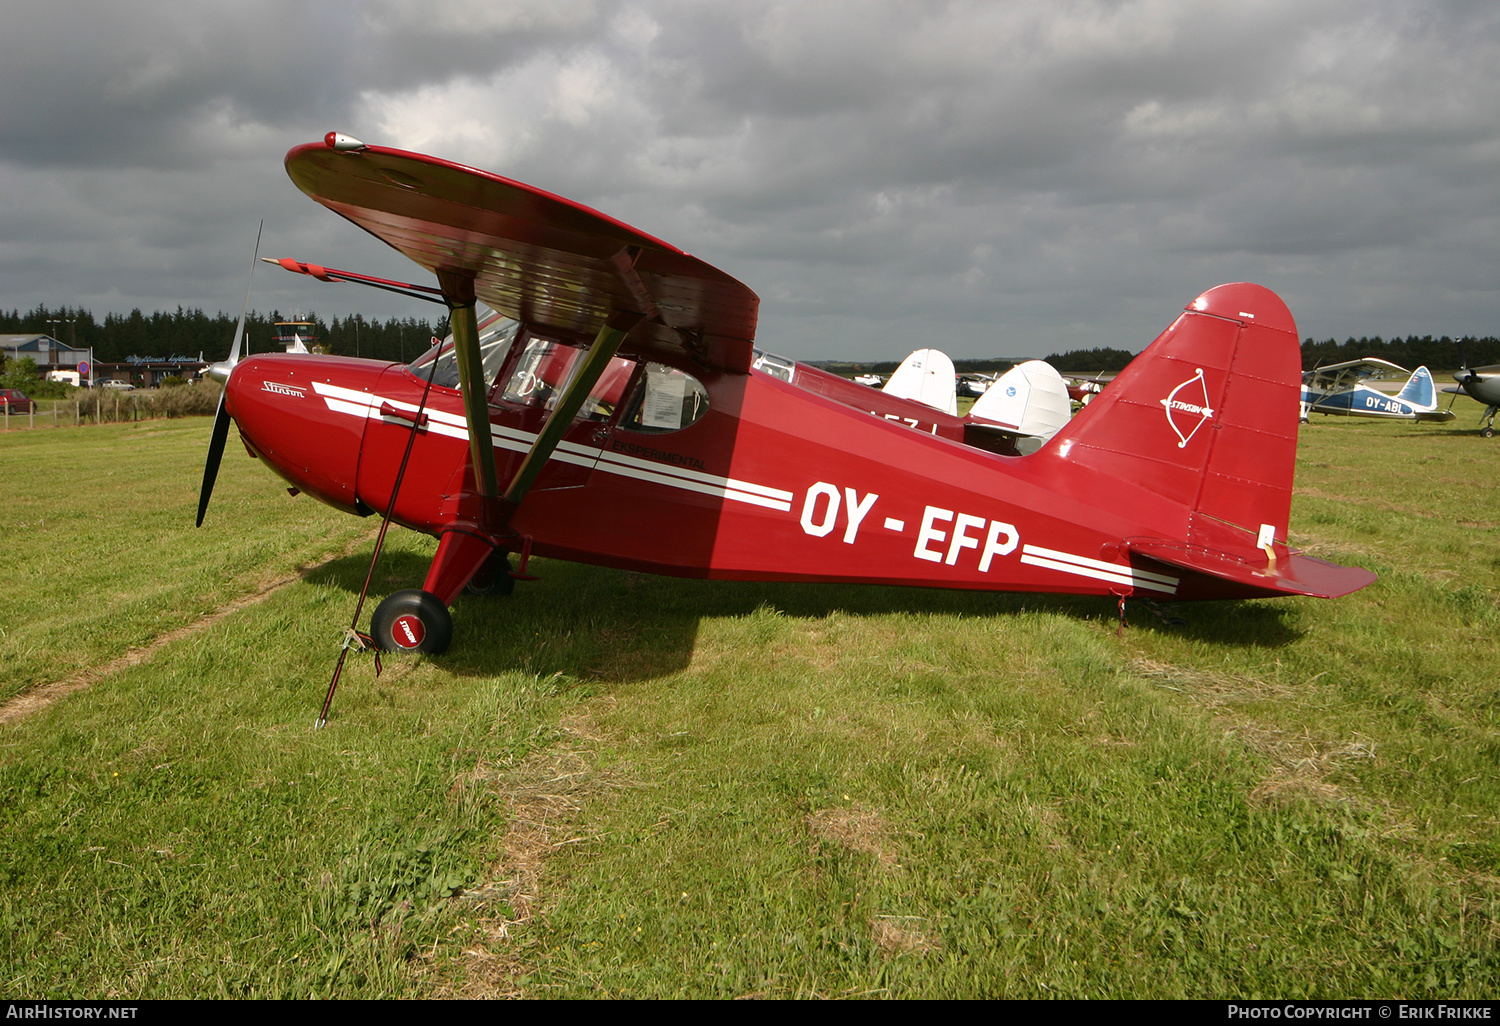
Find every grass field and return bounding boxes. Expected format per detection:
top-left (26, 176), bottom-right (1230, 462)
top-left (1, 408), bottom-right (1497, 998)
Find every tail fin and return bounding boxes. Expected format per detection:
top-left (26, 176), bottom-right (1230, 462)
top-left (968, 359), bottom-right (1072, 442)
top-left (1395, 366), bottom-right (1437, 409)
top-left (883, 348), bottom-right (958, 415)
top-left (1045, 282), bottom-right (1373, 598)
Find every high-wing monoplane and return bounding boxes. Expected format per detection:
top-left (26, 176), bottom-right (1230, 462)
top-left (196, 134), bottom-right (1375, 664)
top-left (1442, 342), bottom-right (1500, 438)
top-left (957, 372), bottom-right (997, 399)
top-left (1299, 359), bottom-right (1454, 423)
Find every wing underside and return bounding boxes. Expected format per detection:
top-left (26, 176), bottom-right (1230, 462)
top-left (285, 142), bottom-right (761, 375)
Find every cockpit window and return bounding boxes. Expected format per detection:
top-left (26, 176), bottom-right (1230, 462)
top-left (500, 339), bottom-right (578, 409)
top-left (752, 349), bottom-right (796, 383)
top-left (622, 363), bottom-right (710, 433)
top-left (499, 338), bottom-right (638, 422)
top-left (581, 356), bottom-right (636, 421)
top-left (408, 308), bottom-right (520, 390)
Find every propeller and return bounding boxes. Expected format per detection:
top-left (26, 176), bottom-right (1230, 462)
top-left (197, 220), bottom-right (263, 527)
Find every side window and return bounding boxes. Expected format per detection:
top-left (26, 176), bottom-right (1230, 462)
top-left (499, 340), bottom-right (637, 423)
top-left (623, 363), bottom-right (710, 433)
top-left (501, 339), bottom-right (580, 409)
top-left (579, 356), bottom-right (637, 421)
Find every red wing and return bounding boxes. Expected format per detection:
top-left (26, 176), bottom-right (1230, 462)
top-left (285, 142), bottom-right (760, 374)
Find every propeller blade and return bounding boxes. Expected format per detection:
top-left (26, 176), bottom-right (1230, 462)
top-left (227, 220), bottom-right (264, 367)
top-left (198, 221), bottom-right (263, 525)
top-left (196, 390), bottom-right (233, 527)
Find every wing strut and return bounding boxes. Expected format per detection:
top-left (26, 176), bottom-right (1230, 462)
top-left (503, 308), bottom-right (646, 506)
top-left (436, 271), bottom-right (500, 504)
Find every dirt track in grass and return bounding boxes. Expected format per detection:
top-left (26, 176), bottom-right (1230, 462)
top-left (0, 531), bottom-right (378, 727)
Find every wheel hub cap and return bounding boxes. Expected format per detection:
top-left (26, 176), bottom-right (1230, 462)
top-left (392, 613), bottom-right (426, 649)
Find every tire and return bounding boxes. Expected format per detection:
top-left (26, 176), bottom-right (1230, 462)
top-left (1482, 426), bottom-right (1495, 438)
top-left (370, 589), bottom-right (453, 654)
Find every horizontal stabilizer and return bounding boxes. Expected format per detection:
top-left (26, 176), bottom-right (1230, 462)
top-left (1127, 539), bottom-right (1376, 599)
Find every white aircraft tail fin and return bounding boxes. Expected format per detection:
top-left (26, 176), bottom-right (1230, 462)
top-left (967, 360), bottom-right (1072, 445)
top-left (882, 348), bottom-right (957, 415)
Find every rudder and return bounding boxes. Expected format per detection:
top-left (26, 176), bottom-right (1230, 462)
top-left (1046, 283), bottom-right (1302, 561)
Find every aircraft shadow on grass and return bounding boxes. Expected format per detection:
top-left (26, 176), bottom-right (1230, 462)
top-left (300, 550), bottom-right (1304, 684)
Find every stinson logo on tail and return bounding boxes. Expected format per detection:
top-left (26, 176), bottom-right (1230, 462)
top-left (1160, 368), bottom-right (1214, 448)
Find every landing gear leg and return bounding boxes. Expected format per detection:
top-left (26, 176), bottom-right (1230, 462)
top-left (421, 528), bottom-right (502, 605)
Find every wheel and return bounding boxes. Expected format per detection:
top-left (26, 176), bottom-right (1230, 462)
top-left (464, 553), bottom-right (516, 596)
top-left (1482, 426), bottom-right (1495, 439)
top-left (370, 589), bottom-right (453, 654)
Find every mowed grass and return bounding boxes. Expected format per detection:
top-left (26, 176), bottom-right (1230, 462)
top-left (1, 405), bottom-right (1498, 998)
top-left (0, 420), bottom-right (375, 703)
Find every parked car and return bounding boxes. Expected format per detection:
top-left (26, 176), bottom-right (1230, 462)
top-left (99, 380), bottom-right (136, 391)
top-left (0, 389), bottom-right (34, 413)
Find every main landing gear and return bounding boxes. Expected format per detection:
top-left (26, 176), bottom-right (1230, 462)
top-left (370, 553), bottom-right (516, 654)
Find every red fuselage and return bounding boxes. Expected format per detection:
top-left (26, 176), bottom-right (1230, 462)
top-left (227, 336), bottom-right (1261, 604)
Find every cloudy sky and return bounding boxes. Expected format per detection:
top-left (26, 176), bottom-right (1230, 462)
top-left (2, 0), bottom-right (1497, 360)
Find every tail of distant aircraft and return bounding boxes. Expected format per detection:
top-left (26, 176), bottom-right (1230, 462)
top-left (1040, 282), bottom-right (1373, 599)
top-left (883, 348), bottom-right (958, 416)
top-left (1394, 366), bottom-right (1438, 409)
top-left (967, 359), bottom-right (1073, 452)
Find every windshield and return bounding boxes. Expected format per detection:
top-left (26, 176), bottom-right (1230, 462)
top-left (408, 308), bottom-right (521, 390)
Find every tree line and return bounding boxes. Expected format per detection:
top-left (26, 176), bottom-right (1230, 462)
top-left (1299, 335), bottom-right (1500, 372)
top-left (4, 303), bottom-right (1495, 374)
top-left (0, 304), bottom-right (449, 365)
top-left (1049, 337), bottom-right (1500, 373)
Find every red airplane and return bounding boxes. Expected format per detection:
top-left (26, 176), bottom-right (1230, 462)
top-left (197, 132), bottom-right (1375, 657)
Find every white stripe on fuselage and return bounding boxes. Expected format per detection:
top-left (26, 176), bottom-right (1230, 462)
top-left (1019, 544), bottom-right (1179, 595)
top-left (310, 381), bottom-right (793, 513)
